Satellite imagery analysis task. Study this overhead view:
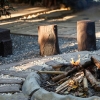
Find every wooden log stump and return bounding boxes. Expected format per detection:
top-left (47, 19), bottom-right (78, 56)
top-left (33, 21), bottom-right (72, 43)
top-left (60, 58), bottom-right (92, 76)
top-left (77, 20), bottom-right (96, 51)
top-left (38, 24), bottom-right (60, 56)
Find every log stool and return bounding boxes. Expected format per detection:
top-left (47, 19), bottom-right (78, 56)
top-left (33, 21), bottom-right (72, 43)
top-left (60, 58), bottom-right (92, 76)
top-left (77, 20), bottom-right (96, 51)
top-left (0, 28), bottom-right (12, 57)
top-left (38, 24), bottom-right (60, 56)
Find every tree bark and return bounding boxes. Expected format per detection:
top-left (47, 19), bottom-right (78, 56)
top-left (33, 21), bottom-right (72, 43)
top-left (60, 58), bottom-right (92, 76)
top-left (38, 24), bottom-right (60, 56)
top-left (0, 0), bottom-right (5, 8)
top-left (42, 0), bottom-right (56, 7)
top-left (77, 20), bottom-right (96, 51)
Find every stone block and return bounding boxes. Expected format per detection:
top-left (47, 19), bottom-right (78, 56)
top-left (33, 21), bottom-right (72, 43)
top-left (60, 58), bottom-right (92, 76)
top-left (1, 39), bottom-right (12, 57)
top-left (0, 28), bottom-right (12, 57)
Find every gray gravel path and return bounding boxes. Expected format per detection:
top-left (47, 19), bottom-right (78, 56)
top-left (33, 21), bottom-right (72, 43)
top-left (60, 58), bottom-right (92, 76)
top-left (0, 34), bottom-right (100, 65)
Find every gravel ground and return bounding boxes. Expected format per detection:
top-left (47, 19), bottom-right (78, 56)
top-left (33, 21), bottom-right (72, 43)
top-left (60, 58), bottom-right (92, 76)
top-left (0, 34), bottom-right (100, 65)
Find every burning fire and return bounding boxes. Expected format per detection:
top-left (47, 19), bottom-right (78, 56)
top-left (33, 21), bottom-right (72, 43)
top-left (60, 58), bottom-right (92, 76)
top-left (70, 55), bottom-right (80, 66)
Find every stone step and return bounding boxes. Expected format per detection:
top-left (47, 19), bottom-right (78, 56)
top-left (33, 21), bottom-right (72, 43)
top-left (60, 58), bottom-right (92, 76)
top-left (0, 70), bottom-right (30, 78)
top-left (0, 79), bottom-right (23, 84)
top-left (0, 84), bottom-right (21, 93)
top-left (0, 93), bottom-right (29, 100)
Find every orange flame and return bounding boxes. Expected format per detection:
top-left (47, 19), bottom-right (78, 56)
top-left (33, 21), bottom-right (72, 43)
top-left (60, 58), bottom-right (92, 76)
top-left (70, 55), bottom-right (80, 66)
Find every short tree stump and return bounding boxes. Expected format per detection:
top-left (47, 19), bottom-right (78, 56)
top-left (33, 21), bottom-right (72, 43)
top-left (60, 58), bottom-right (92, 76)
top-left (38, 24), bottom-right (60, 56)
top-left (77, 20), bottom-right (96, 51)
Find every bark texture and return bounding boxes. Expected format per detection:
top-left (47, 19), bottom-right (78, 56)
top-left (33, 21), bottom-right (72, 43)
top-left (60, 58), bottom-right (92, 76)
top-left (77, 20), bottom-right (96, 51)
top-left (38, 24), bottom-right (60, 56)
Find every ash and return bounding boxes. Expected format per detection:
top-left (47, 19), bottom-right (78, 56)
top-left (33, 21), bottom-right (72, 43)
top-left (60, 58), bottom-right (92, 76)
top-left (0, 34), bottom-right (100, 65)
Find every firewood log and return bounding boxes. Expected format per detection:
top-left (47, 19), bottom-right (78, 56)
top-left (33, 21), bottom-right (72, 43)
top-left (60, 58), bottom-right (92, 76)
top-left (52, 61), bottom-right (93, 82)
top-left (83, 76), bottom-right (88, 91)
top-left (91, 56), bottom-right (100, 69)
top-left (56, 82), bottom-right (69, 93)
top-left (57, 76), bottom-right (70, 84)
top-left (94, 84), bottom-right (100, 91)
top-left (91, 57), bottom-right (100, 79)
top-left (38, 71), bottom-right (65, 74)
top-left (56, 71), bottom-right (84, 93)
top-left (85, 69), bottom-right (97, 86)
top-left (60, 87), bottom-right (68, 94)
top-left (52, 63), bottom-right (71, 71)
top-left (52, 66), bottom-right (83, 82)
top-left (96, 69), bottom-right (100, 79)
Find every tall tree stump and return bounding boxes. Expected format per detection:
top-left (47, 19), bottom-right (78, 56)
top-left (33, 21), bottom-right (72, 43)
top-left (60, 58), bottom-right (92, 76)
top-left (77, 20), bottom-right (96, 51)
top-left (38, 24), bottom-right (60, 56)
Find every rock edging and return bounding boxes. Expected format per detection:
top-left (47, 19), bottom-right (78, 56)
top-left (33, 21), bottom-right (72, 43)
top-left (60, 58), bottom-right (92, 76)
top-left (22, 72), bottom-right (100, 100)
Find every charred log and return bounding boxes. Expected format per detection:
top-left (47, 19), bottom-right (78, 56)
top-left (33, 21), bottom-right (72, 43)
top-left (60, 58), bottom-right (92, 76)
top-left (52, 61), bottom-right (93, 82)
top-left (85, 69), bottom-right (97, 86)
top-left (52, 66), bottom-right (82, 82)
top-left (91, 56), bottom-right (100, 69)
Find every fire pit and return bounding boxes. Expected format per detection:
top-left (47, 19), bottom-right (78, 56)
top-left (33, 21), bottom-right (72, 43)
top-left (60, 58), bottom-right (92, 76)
top-left (22, 56), bottom-right (100, 100)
